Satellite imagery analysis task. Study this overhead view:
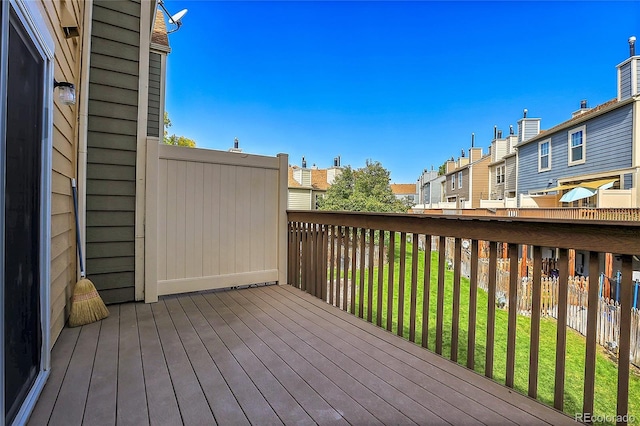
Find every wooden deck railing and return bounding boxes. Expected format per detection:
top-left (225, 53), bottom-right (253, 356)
top-left (287, 210), bottom-right (640, 424)
top-left (416, 207), bottom-right (640, 221)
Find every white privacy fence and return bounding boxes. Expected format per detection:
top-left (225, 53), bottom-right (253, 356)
top-left (144, 142), bottom-right (288, 302)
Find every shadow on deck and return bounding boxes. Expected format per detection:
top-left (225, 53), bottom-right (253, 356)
top-left (29, 284), bottom-right (575, 425)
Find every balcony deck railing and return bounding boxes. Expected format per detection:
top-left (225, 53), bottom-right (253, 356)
top-left (287, 210), bottom-right (640, 424)
top-left (415, 207), bottom-right (640, 221)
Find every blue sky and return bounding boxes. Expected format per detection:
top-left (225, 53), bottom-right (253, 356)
top-left (162, 0), bottom-right (639, 184)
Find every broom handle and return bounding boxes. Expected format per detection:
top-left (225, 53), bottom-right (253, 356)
top-left (71, 179), bottom-right (86, 278)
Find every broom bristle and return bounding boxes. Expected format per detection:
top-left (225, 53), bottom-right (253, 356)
top-left (69, 278), bottom-right (109, 327)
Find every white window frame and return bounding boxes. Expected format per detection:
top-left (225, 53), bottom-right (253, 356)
top-left (1, 1), bottom-right (54, 424)
top-left (496, 165), bottom-right (505, 184)
top-left (458, 171), bottom-right (463, 189)
top-left (568, 125), bottom-right (586, 166)
top-left (538, 139), bottom-right (551, 171)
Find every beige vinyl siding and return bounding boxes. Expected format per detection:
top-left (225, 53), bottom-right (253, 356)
top-left (36, 0), bottom-right (85, 345)
top-left (86, 0), bottom-right (140, 304)
top-left (471, 157), bottom-right (491, 208)
top-left (288, 188), bottom-right (312, 210)
top-left (147, 52), bottom-right (161, 137)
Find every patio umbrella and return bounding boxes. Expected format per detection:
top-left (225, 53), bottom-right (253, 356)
top-left (559, 186), bottom-right (597, 203)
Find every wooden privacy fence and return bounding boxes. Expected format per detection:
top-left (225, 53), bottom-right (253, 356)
top-left (288, 211), bottom-right (640, 424)
top-left (144, 143), bottom-right (288, 302)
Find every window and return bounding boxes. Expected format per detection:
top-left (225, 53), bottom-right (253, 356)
top-left (496, 166), bottom-right (505, 184)
top-left (538, 140), bottom-right (551, 171)
top-left (568, 125), bottom-right (586, 165)
top-left (458, 171), bottom-right (463, 189)
top-left (451, 174), bottom-right (455, 190)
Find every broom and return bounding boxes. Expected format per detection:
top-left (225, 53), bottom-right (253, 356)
top-left (69, 178), bottom-right (109, 327)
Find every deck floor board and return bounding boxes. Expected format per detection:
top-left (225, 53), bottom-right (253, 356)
top-left (29, 284), bottom-right (576, 426)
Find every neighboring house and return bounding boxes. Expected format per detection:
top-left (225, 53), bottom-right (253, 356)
top-left (390, 183), bottom-right (418, 206)
top-left (517, 38), bottom-right (640, 208)
top-left (443, 147), bottom-right (491, 208)
top-left (415, 168), bottom-right (446, 210)
top-left (483, 127), bottom-right (520, 208)
top-left (0, 0), bottom-right (170, 422)
top-left (288, 159), bottom-right (342, 210)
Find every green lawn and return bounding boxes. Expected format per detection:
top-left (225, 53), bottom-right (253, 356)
top-left (343, 238), bottom-right (639, 425)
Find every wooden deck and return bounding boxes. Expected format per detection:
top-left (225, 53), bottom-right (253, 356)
top-left (28, 284), bottom-right (576, 425)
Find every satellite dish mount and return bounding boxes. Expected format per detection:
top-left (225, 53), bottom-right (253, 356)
top-left (158, 0), bottom-right (188, 34)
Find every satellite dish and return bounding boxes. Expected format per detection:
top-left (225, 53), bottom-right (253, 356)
top-left (169, 9), bottom-right (187, 25)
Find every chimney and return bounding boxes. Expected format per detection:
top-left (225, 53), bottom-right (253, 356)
top-left (580, 99), bottom-right (588, 109)
top-left (228, 137), bottom-right (242, 153)
top-left (302, 156), bottom-right (307, 168)
top-left (572, 100), bottom-right (591, 117)
top-left (509, 125), bottom-right (514, 135)
top-left (630, 36), bottom-right (636, 56)
top-left (523, 108), bottom-right (528, 118)
top-left (497, 129), bottom-right (503, 139)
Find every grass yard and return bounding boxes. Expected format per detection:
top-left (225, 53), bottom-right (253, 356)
top-left (344, 238), bottom-right (640, 425)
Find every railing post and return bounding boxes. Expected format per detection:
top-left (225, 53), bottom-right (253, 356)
top-left (554, 248), bottom-right (569, 411)
top-left (529, 245), bottom-right (542, 398)
top-left (506, 243), bottom-right (519, 387)
top-left (617, 255), bottom-right (633, 424)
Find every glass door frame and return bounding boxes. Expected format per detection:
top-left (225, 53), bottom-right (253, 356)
top-left (0, 0), bottom-right (53, 424)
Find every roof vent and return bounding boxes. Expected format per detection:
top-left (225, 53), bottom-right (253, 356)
top-left (509, 125), bottom-right (514, 135)
top-left (580, 99), bottom-right (588, 109)
top-left (523, 108), bottom-right (528, 118)
top-left (630, 36), bottom-right (636, 57)
top-left (302, 156), bottom-right (307, 168)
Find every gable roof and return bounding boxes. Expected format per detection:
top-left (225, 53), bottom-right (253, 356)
top-left (391, 184), bottom-right (417, 195)
top-left (288, 166), bottom-right (333, 191)
top-left (151, 10), bottom-right (169, 48)
top-left (517, 98), bottom-right (622, 147)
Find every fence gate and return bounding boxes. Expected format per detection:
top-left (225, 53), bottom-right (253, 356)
top-left (144, 142), bottom-right (288, 302)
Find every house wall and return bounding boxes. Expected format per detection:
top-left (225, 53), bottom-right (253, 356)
top-left (471, 157), bottom-right (490, 207)
top-left (518, 104), bottom-right (634, 195)
top-left (147, 51), bottom-right (161, 137)
top-left (620, 62), bottom-right (632, 99)
top-left (505, 156), bottom-right (517, 193)
top-left (288, 188), bottom-right (312, 210)
top-left (86, 0), bottom-right (141, 304)
top-left (41, 0), bottom-right (86, 344)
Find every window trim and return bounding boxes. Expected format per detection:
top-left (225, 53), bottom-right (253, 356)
top-left (567, 125), bottom-right (586, 166)
top-left (451, 174), bottom-right (455, 190)
top-left (538, 139), bottom-right (551, 172)
top-left (496, 165), bottom-right (505, 184)
top-left (458, 171), bottom-right (463, 189)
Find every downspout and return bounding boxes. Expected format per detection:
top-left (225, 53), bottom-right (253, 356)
top-left (77, 0), bottom-right (93, 280)
top-left (135, 2), bottom-right (152, 300)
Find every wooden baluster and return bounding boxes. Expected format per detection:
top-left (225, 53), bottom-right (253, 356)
top-left (359, 228), bottom-right (366, 318)
top-left (467, 239), bottom-right (479, 369)
top-left (437, 235), bottom-right (446, 355)
top-left (367, 229), bottom-right (375, 323)
top-left (583, 250), bottom-right (599, 415)
top-left (423, 235), bottom-right (432, 349)
top-left (387, 232), bottom-right (395, 332)
top-left (617, 255), bottom-right (633, 424)
top-left (335, 226), bottom-right (342, 308)
top-left (343, 227), bottom-right (350, 311)
top-left (350, 227), bottom-right (357, 314)
top-left (288, 222), bottom-right (293, 285)
top-left (452, 237), bottom-right (462, 362)
top-left (377, 230), bottom-right (385, 327)
top-left (506, 243), bottom-right (519, 388)
top-left (329, 225), bottom-right (335, 305)
top-left (409, 234), bottom-right (419, 343)
top-left (486, 241), bottom-right (498, 378)
top-left (398, 232), bottom-right (407, 337)
top-left (554, 248), bottom-right (569, 411)
top-left (529, 245), bottom-right (542, 398)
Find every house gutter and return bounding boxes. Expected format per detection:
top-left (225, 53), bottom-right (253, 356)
top-left (77, 0), bottom-right (93, 271)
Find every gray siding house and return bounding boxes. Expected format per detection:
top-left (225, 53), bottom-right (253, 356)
top-left (516, 40), bottom-right (640, 208)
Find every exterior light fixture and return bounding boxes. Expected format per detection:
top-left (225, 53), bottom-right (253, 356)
top-left (54, 80), bottom-right (76, 105)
